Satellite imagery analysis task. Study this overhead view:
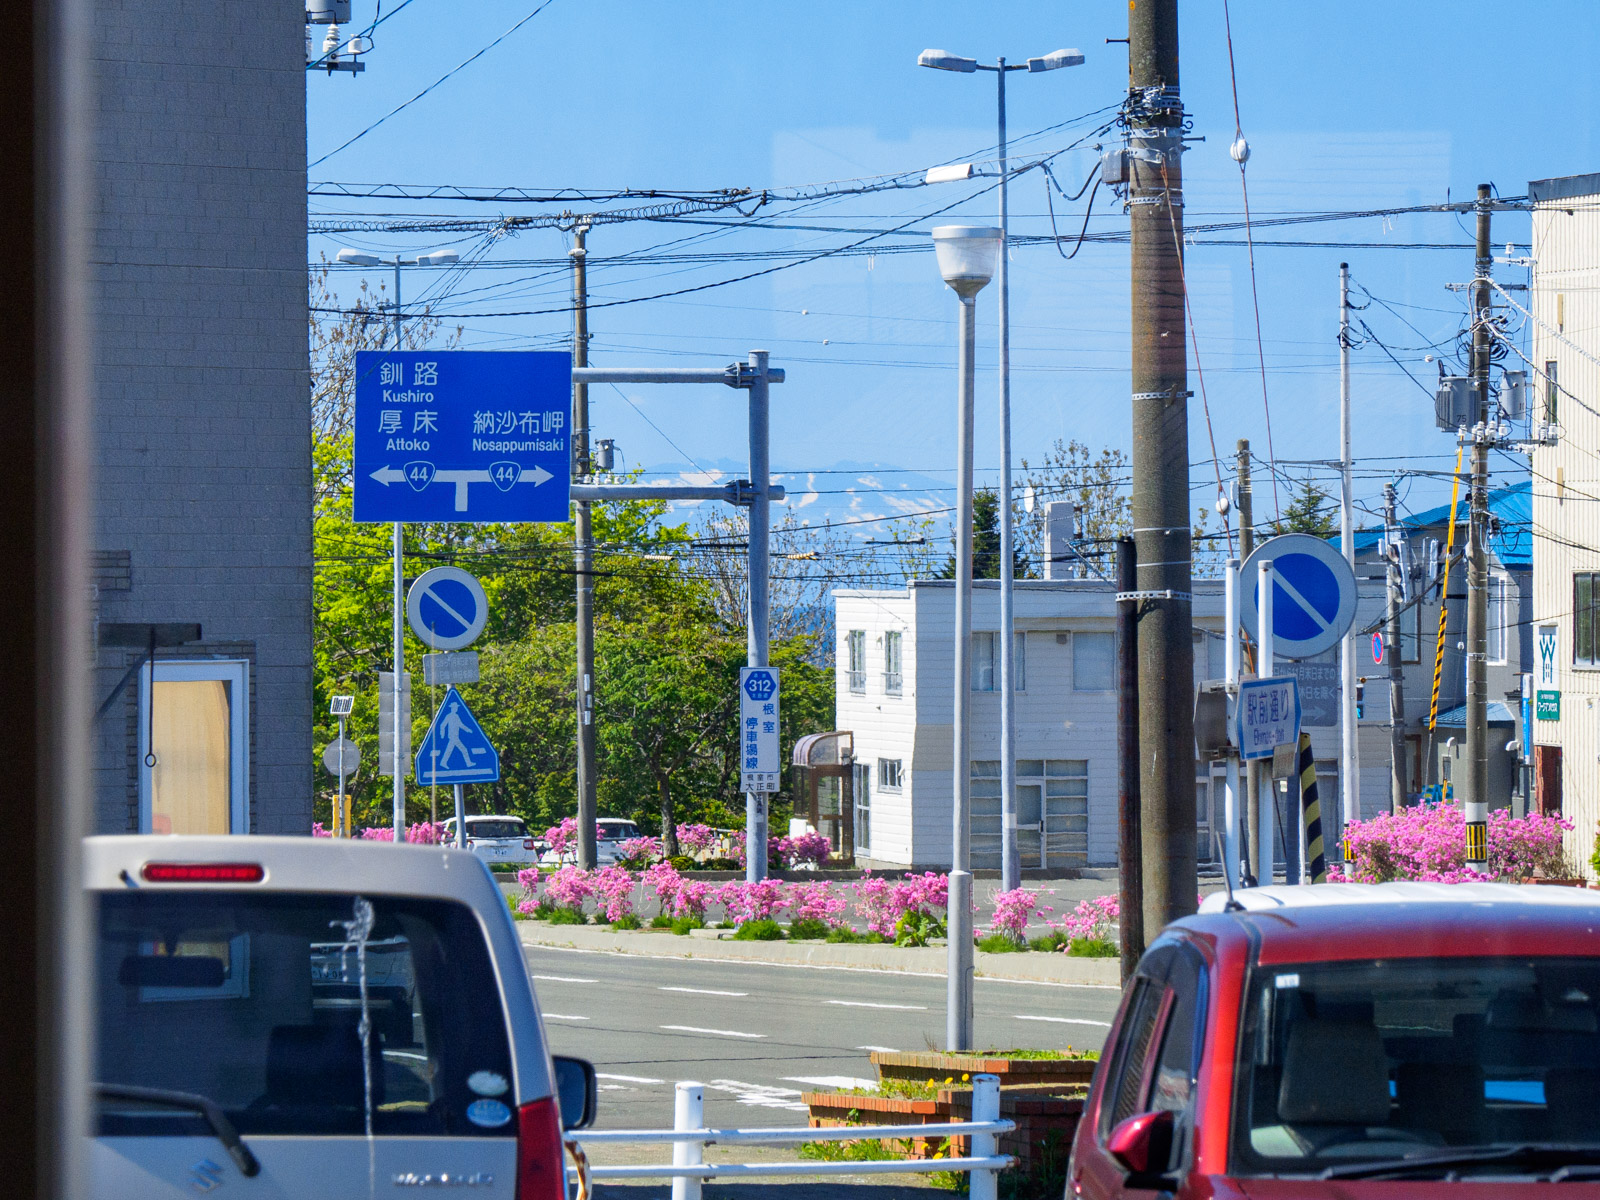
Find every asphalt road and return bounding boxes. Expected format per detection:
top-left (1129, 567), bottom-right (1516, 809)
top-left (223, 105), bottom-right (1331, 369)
top-left (521, 941), bottom-right (1123, 1133)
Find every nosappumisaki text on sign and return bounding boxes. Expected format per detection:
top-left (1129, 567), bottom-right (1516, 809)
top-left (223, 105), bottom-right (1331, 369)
top-left (1236, 676), bottom-right (1303, 762)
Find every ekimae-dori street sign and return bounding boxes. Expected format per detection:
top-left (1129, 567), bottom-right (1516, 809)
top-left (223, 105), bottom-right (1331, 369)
top-left (353, 350), bottom-right (572, 523)
top-left (1236, 675), bottom-right (1303, 762)
top-left (407, 566), bottom-right (488, 652)
top-left (1238, 533), bottom-right (1359, 660)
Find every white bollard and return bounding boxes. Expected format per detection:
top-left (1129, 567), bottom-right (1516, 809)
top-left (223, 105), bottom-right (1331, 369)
top-left (672, 1081), bottom-right (705, 1200)
top-left (969, 1073), bottom-right (1000, 1200)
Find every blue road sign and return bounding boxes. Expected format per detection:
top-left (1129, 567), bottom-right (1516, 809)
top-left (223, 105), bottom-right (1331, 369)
top-left (739, 667), bottom-right (780, 793)
top-left (407, 566), bottom-right (488, 651)
top-left (415, 686), bottom-right (500, 785)
top-left (1239, 533), bottom-right (1359, 659)
top-left (353, 350), bottom-right (571, 523)
top-left (1236, 676), bottom-right (1302, 761)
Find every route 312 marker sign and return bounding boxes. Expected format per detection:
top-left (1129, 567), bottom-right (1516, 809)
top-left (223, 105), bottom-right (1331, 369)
top-left (739, 667), bottom-right (780, 793)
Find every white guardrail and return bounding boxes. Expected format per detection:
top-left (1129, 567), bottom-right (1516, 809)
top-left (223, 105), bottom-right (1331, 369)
top-left (565, 1074), bottom-right (1014, 1200)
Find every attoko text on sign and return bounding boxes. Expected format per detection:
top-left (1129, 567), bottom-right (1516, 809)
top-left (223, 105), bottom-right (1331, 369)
top-left (739, 667), bottom-right (780, 793)
top-left (354, 350), bottom-right (572, 523)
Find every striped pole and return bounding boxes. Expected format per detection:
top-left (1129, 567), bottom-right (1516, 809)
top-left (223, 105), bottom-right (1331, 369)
top-left (1298, 733), bottom-right (1327, 884)
top-left (1427, 445), bottom-right (1466, 732)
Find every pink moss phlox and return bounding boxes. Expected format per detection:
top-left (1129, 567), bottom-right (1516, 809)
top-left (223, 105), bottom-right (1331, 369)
top-left (789, 880), bottom-right (848, 923)
top-left (714, 878), bottom-right (789, 924)
top-left (1050, 894), bottom-right (1120, 944)
top-left (642, 861), bottom-right (683, 910)
top-left (673, 879), bottom-right (714, 920)
top-left (989, 887), bottom-right (1047, 942)
top-left (544, 865), bottom-right (595, 913)
top-left (591, 865), bottom-right (638, 921)
top-left (1341, 802), bottom-right (1571, 883)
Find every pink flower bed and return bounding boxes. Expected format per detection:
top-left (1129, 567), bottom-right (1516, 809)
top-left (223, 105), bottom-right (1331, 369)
top-left (311, 821), bottom-right (445, 843)
top-left (789, 880), bottom-right (848, 924)
top-left (714, 879), bottom-right (789, 924)
top-left (675, 823), bottom-right (717, 856)
top-left (987, 887), bottom-right (1051, 942)
top-left (591, 865), bottom-right (637, 922)
top-left (1337, 802), bottom-right (1572, 884)
top-left (851, 871), bottom-right (948, 937)
top-left (1051, 894), bottom-right (1120, 943)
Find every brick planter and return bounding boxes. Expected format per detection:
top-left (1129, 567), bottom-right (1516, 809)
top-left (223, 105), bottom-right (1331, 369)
top-left (801, 1087), bottom-right (1084, 1173)
top-left (870, 1050), bottom-right (1097, 1089)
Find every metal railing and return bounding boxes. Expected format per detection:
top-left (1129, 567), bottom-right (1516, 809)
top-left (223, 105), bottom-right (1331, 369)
top-left (566, 1075), bottom-right (1014, 1200)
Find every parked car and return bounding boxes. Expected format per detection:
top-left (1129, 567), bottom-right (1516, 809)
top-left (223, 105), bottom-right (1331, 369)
top-left (441, 813), bottom-right (541, 865)
top-left (1068, 882), bottom-right (1600, 1196)
top-left (539, 817), bottom-right (643, 866)
top-left (88, 835), bottom-right (597, 1198)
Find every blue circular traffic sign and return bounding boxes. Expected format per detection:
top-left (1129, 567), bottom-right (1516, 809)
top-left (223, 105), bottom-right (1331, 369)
top-left (407, 566), bottom-right (488, 651)
top-left (1372, 632), bottom-right (1384, 665)
top-left (1239, 533), bottom-right (1358, 659)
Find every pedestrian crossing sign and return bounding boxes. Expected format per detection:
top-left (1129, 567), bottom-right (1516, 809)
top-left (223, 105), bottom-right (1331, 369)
top-left (414, 686), bottom-right (500, 785)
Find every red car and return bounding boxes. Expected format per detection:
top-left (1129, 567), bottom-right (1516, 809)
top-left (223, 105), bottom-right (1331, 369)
top-left (1068, 883), bottom-right (1600, 1196)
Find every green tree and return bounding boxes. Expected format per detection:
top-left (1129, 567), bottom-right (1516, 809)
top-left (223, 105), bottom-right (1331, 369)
top-left (941, 488), bottom-right (1029, 580)
top-left (1271, 478), bottom-right (1338, 537)
top-left (1017, 439), bottom-right (1132, 577)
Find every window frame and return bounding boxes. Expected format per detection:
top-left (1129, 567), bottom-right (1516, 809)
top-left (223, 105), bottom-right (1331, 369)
top-left (883, 630), bottom-right (903, 695)
top-left (877, 758), bottom-right (903, 792)
top-left (846, 629), bottom-right (866, 693)
top-left (1574, 573), bottom-right (1598, 667)
top-left (138, 657), bottom-right (250, 835)
top-left (1487, 571), bottom-right (1510, 666)
top-left (1073, 630), bottom-right (1116, 692)
top-left (1546, 358), bottom-right (1559, 424)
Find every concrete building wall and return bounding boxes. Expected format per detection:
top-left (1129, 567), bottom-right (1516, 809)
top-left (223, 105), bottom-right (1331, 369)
top-left (1530, 173), bottom-right (1600, 876)
top-left (89, 1), bottom-right (312, 833)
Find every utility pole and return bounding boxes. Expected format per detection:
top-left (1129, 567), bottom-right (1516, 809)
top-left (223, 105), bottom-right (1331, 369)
top-left (1115, 537), bottom-right (1143, 982)
top-left (1464, 183), bottom-right (1492, 870)
top-left (1338, 264), bottom-right (1359, 847)
top-left (1383, 482), bottom-right (1407, 813)
top-left (996, 57), bottom-right (1020, 896)
top-left (571, 224), bottom-right (598, 871)
top-left (745, 350), bottom-right (773, 882)
top-left (1236, 439), bottom-right (1258, 881)
top-left (1128, 0), bottom-right (1196, 931)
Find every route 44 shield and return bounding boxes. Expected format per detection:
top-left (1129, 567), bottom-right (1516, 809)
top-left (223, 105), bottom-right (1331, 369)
top-left (415, 686), bottom-right (500, 785)
top-left (739, 667), bottom-right (780, 793)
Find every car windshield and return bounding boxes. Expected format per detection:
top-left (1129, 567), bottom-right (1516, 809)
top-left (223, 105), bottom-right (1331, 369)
top-left (467, 820), bottom-right (525, 840)
top-left (598, 824), bottom-right (639, 841)
top-left (1232, 956), bottom-right (1600, 1175)
top-left (96, 891), bottom-right (514, 1138)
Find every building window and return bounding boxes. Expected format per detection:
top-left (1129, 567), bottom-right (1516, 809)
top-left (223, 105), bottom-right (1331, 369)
top-left (969, 758), bottom-right (1088, 866)
top-left (1487, 573), bottom-right (1510, 665)
top-left (139, 659), bottom-right (250, 835)
top-left (877, 758), bottom-right (903, 791)
top-left (846, 629), bottom-right (866, 693)
top-left (1400, 603), bottom-right (1423, 665)
top-left (883, 630), bottom-right (903, 695)
top-left (1546, 360), bottom-right (1559, 423)
top-left (1074, 631), bottom-right (1116, 691)
top-left (1577, 574), bottom-right (1600, 666)
top-left (971, 632), bottom-right (1026, 692)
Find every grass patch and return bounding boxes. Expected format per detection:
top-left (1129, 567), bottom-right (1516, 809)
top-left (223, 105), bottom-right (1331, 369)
top-left (971, 1047), bottom-right (1099, 1061)
top-left (1027, 930), bottom-right (1070, 953)
top-left (976, 933), bottom-right (1026, 954)
top-left (610, 913), bottom-right (642, 930)
top-left (798, 1137), bottom-right (911, 1163)
top-left (547, 907), bottom-right (588, 926)
top-left (732, 917), bottom-right (785, 941)
top-left (670, 915), bottom-right (705, 936)
top-left (507, 894), bottom-right (529, 921)
top-left (786, 917), bottom-right (831, 940)
top-left (824, 925), bottom-right (886, 944)
top-left (1066, 937), bottom-right (1117, 958)
top-left (649, 913), bottom-right (675, 929)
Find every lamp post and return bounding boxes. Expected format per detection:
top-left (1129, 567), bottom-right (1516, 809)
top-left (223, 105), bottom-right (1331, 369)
top-left (919, 46), bottom-right (1083, 892)
top-left (932, 224), bottom-right (1001, 1052)
top-left (334, 247), bottom-right (460, 843)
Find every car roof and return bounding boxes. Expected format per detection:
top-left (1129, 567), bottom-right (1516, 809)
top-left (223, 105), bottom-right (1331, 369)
top-left (1190, 882), bottom-right (1600, 964)
top-left (597, 818), bottom-right (635, 826)
top-left (85, 835), bottom-right (503, 903)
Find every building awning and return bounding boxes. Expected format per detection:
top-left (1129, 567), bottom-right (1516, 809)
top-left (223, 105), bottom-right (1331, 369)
top-left (792, 730), bottom-right (853, 767)
top-left (1433, 701), bottom-right (1517, 727)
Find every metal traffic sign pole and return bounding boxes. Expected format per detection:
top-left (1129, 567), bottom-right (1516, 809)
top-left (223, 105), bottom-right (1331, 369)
top-left (325, 694), bottom-right (357, 836)
top-left (1257, 558), bottom-right (1276, 882)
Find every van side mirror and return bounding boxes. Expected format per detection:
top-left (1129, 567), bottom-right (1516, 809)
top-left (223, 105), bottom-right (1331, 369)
top-left (1108, 1109), bottom-right (1174, 1181)
top-left (552, 1055), bottom-right (597, 1131)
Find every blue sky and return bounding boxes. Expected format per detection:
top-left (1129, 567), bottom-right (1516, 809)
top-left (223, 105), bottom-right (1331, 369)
top-left (308, 1), bottom-right (1600, 536)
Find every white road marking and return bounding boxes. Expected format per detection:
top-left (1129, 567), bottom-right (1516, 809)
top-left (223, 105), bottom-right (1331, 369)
top-left (1013, 1014), bottom-right (1112, 1027)
top-left (661, 1024), bottom-right (765, 1039)
top-left (855, 1045), bottom-right (899, 1053)
top-left (596, 1073), bottom-right (664, 1085)
top-left (532, 974), bottom-right (599, 983)
top-left (825, 1000), bottom-right (926, 1011)
top-left (783, 1075), bottom-right (877, 1089)
top-left (543, 1013), bottom-right (591, 1021)
top-left (708, 1079), bottom-right (807, 1111)
top-left (659, 986), bottom-right (748, 997)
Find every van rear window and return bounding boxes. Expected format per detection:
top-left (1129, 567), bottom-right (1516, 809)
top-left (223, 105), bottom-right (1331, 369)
top-left (97, 891), bottom-right (514, 1138)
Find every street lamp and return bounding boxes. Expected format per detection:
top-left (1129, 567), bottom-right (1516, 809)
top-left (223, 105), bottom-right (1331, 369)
top-left (334, 246), bottom-right (460, 844)
top-left (919, 45), bottom-right (1083, 895)
top-left (932, 224), bottom-right (1000, 1053)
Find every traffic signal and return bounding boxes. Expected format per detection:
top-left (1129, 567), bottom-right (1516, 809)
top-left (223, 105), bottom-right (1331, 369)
top-left (1355, 680), bottom-right (1366, 720)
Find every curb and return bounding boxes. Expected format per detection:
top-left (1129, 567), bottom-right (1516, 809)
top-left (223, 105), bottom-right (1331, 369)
top-left (515, 921), bottom-right (1122, 987)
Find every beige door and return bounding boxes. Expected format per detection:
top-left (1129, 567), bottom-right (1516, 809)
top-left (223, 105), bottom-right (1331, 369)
top-left (141, 661), bottom-right (248, 834)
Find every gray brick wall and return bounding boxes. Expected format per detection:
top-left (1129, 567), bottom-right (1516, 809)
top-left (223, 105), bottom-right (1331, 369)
top-left (90, 1), bottom-right (311, 834)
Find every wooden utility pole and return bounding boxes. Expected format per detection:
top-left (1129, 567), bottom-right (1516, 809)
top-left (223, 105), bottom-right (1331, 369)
top-left (571, 223), bottom-right (598, 870)
top-left (1464, 184), bottom-right (1492, 868)
top-left (1384, 482), bottom-right (1407, 813)
top-left (1116, 537), bottom-right (1143, 982)
top-left (1128, 0), bottom-right (1196, 933)
top-left (1236, 439), bottom-right (1258, 881)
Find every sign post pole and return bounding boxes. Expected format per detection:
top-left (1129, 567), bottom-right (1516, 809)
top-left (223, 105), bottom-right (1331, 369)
top-left (453, 783), bottom-right (465, 849)
top-left (1223, 557), bottom-right (1241, 891)
top-left (337, 712), bottom-right (347, 837)
top-left (393, 521), bottom-right (404, 842)
top-left (1257, 559), bottom-right (1276, 882)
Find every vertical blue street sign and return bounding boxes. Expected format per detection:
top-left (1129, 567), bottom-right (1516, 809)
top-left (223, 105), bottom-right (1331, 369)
top-left (354, 350), bottom-right (572, 523)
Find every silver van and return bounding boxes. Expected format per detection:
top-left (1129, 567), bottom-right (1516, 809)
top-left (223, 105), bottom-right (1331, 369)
top-left (88, 835), bottom-right (596, 1198)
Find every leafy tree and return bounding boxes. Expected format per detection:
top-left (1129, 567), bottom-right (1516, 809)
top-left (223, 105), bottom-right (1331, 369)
top-left (941, 488), bottom-right (1029, 580)
top-left (1018, 439), bottom-right (1132, 576)
top-left (1271, 478), bottom-right (1338, 537)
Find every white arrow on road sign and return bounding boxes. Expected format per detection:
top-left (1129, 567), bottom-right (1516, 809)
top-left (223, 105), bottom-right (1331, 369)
top-left (1239, 533), bottom-right (1359, 659)
top-left (415, 686), bottom-right (500, 785)
top-left (407, 566), bottom-right (489, 651)
top-left (369, 463), bottom-right (556, 511)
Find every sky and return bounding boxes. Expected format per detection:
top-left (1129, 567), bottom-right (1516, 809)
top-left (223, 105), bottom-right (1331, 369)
top-left (307, 1), bottom-right (1600, 540)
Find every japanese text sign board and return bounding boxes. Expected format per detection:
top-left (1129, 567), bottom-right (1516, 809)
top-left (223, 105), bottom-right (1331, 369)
top-left (1537, 690), bottom-right (1561, 722)
top-left (1236, 676), bottom-right (1302, 762)
top-left (415, 686), bottom-right (500, 785)
top-left (1239, 533), bottom-right (1359, 659)
top-left (739, 667), bottom-right (780, 793)
top-left (354, 350), bottom-right (572, 524)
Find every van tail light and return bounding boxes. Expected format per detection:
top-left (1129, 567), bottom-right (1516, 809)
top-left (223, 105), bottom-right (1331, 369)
top-left (524, 839), bottom-right (537, 850)
top-left (141, 862), bottom-right (265, 883)
top-left (516, 1096), bottom-right (565, 1199)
